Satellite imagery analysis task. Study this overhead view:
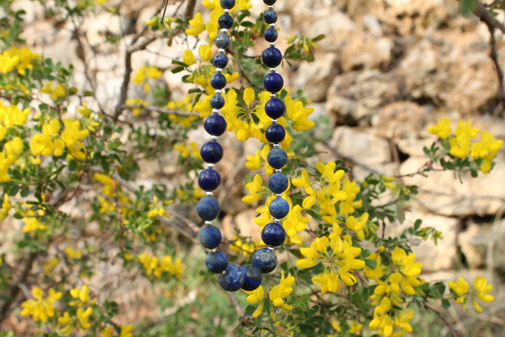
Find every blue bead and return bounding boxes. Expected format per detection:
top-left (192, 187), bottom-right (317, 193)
top-left (268, 172), bottom-right (288, 193)
top-left (215, 33), bottom-right (231, 49)
top-left (264, 73), bottom-right (284, 93)
top-left (219, 14), bottom-right (233, 29)
top-left (210, 94), bottom-right (225, 109)
top-left (197, 196), bottom-right (220, 220)
top-left (210, 73), bottom-right (227, 90)
top-left (206, 251), bottom-right (229, 273)
top-left (204, 113), bottom-right (227, 136)
top-left (218, 264), bottom-right (245, 291)
top-left (200, 141), bottom-right (223, 163)
top-left (241, 265), bottom-right (262, 291)
top-left (264, 27), bottom-right (278, 42)
top-left (262, 47), bottom-right (282, 68)
top-left (263, 0), bottom-right (276, 4)
top-left (265, 98), bottom-right (285, 119)
top-left (198, 169), bottom-right (221, 191)
top-left (261, 222), bottom-right (286, 247)
top-left (199, 225), bottom-right (222, 249)
top-left (213, 54), bottom-right (228, 68)
top-left (220, 0), bottom-right (235, 9)
top-left (267, 148), bottom-right (288, 169)
top-left (252, 248), bottom-right (277, 273)
top-left (264, 10), bottom-right (278, 24)
top-left (265, 124), bottom-right (285, 143)
top-left (269, 198), bottom-right (289, 218)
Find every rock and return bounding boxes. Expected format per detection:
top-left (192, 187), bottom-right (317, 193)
top-left (400, 157), bottom-right (505, 217)
top-left (222, 210), bottom-right (261, 241)
top-left (326, 70), bottom-right (400, 125)
top-left (294, 53), bottom-right (338, 102)
top-left (458, 223), bottom-right (488, 269)
top-left (305, 12), bottom-right (355, 51)
top-left (340, 33), bottom-right (393, 71)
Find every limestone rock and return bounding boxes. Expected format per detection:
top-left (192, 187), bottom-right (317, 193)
top-left (305, 12), bottom-right (355, 51)
top-left (294, 53), bottom-right (338, 102)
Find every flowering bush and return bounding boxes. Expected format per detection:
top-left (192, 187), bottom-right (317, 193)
top-left (0, 0), bottom-right (502, 336)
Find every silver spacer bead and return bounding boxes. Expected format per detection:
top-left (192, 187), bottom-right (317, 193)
top-left (206, 191), bottom-right (213, 196)
top-left (270, 93), bottom-right (276, 98)
top-left (267, 246), bottom-right (274, 251)
top-left (276, 193), bottom-right (282, 198)
top-left (220, 28), bottom-right (229, 33)
top-left (269, 42), bottom-right (276, 47)
top-left (210, 248), bottom-right (217, 254)
top-left (269, 23), bottom-right (276, 28)
top-left (210, 135), bottom-right (218, 140)
top-left (216, 68), bottom-right (223, 73)
top-left (224, 9), bottom-right (231, 13)
top-left (273, 143), bottom-right (280, 148)
top-left (218, 48), bottom-right (225, 54)
top-left (212, 108), bottom-right (220, 114)
top-left (271, 119), bottom-right (277, 123)
top-left (215, 90), bottom-right (222, 94)
top-left (274, 168), bottom-right (282, 173)
top-left (268, 5), bottom-right (274, 9)
top-left (205, 221), bottom-right (213, 225)
top-left (270, 68), bottom-right (276, 73)
top-left (274, 218), bottom-right (281, 223)
top-left (207, 163), bottom-right (215, 169)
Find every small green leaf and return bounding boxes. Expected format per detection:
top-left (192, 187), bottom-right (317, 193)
top-left (365, 259), bottom-right (377, 269)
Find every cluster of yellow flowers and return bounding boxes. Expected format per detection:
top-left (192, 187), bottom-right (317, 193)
top-left (21, 287), bottom-right (62, 322)
top-left (229, 235), bottom-right (263, 257)
top-left (243, 271), bottom-right (295, 318)
top-left (449, 276), bottom-right (494, 312)
top-left (138, 251), bottom-right (183, 279)
top-left (429, 118), bottom-right (503, 173)
top-left (0, 46), bottom-right (39, 75)
top-left (94, 173), bottom-right (131, 215)
top-left (132, 65), bottom-right (162, 92)
top-left (41, 81), bottom-right (66, 100)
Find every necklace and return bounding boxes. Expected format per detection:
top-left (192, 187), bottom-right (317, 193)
top-left (197, 0), bottom-right (288, 292)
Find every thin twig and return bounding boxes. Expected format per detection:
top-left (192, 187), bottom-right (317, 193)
top-left (118, 104), bottom-right (200, 117)
top-left (423, 302), bottom-right (460, 337)
top-left (184, 0), bottom-right (197, 18)
top-left (487, 19), bottom-right (505, 106)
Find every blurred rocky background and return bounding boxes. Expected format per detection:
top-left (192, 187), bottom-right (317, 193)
top-left (5, 0), bottom-right (505, 335)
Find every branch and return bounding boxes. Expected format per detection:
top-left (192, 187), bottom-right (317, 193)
top-left (423, 302), bottom-right (460, 337)
top-left (118, 104), bottom-right (200, 117)
top-left (184, 0), bottom-right (197, 18)
top-left (472, 1), bottom-right (505, 34)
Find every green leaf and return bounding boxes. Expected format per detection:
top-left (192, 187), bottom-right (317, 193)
top-left (20, 186), bottom-right (29, 197)
top-left (461, 0), bottom-right (474, 16)
top-left (365, 259), bottom-right (377, 269)
top-left (442, 298), bottom-right (451, 309)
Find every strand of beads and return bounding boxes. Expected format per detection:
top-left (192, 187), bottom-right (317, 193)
top-left (249, 0), bottom-right (288, 281)
top-left (197, 0), bottom-right (252, 293)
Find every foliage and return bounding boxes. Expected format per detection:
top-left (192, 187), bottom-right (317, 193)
top-left (0, 0), bottom-right (502, 336)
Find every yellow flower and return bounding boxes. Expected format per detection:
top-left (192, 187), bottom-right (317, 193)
top-left (199, 44), bottom-right (212, 61)
top-left (0, 46), bottom-right (39, 75)
top-left (285, 96), bottom-right (315, 131)
top-left (186, 12), bottom-right (205, 36)
top-left (349, 320), bottom-right (363, 334)
top-left (449, 120), bottom-right (479, 158)
top-left (41, 81), bottom-right (66, 100)
top-left (65, 246), bottom-right (83, 259)
top-left (269, 271), bottom-right (295, 311)
top-left (471, 131), bottom-right (503, 174)
top-left (61, 119), bottom-right (89, 160)
top-left (448, 277), bottom-right (469, 298)
top-left (76, 306), bottom-right (93, 330)
top-left (472, 276), bottom-right (493, 312)
top-left (282, 205), bottom-right (308, 245)
top-left (0, 194), bottom-right (12, 221)
top-left (238, 0), bottom-right (252, 10)
top-left (428, 117), bottom-right (451, 139)
top-left (345, 213), bottom-right (369, 241)
top-left (242, 174), bottom-right (264, 203)
top-left (120, 324), bottom-right (134, 337)
top-left (21, 287), bottom-right (62, 322)
top-left (183, 49), bottom-right (196, 66)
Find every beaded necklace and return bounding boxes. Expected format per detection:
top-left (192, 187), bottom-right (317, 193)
top-left (197, 0), bottom-right (288, 292)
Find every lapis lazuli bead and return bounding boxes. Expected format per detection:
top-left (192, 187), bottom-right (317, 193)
top-left (263, 0), bottom-right (276, 5)
top-left (262, 47), bottom-right (282, 68)
top-left (264, 27), bottom-right (278, 42)
top-left (210, 73), bottom-right (227, 90)
top-left (264, 73), bottom-right (284, 93)
top-left (197, 196), bottom-right (220, 221)
top-left (267, 148), bottom-right (288, 169)
top-left (264, 10), bottom-right (278, 24)
top-left (201, 141), bottom-right (223, 163)
top-left (219, 14), bottom-right (233, 29)
top-left (206, 251), bottom-right (229, 273)
top-left (213, 54), bottom-right (228, 68)
top-left (220, 0), bottom-right (235, 9)
top-left (252, 248), bottom-right (277, 273)
top-left (269, 198), bottom-right (289, 218)
top-left (199, 225), bottom-right (222, 249)
top-left (198, 169), bottom-right (221, 191)
top-left (241, 265), bottom-right (262, 291)
top-left (268, 172), bottom-right (288, 194)
top-left (204, 113), bottom-right (227, 137)
top-left (265, 98), bottom-right (285, 119)
top-left (262, 222), bottom-right (286, 247)
top-left (215, 33), bottom-right (231, 49)
top-left (218, 264), bottom-right (246, 292)
top-left (265, 124), bottom-right (285, 143)
top-left (210, 94), bottom-right (225, 109)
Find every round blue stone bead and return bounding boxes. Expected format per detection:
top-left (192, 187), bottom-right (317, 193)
top-left (218, 264), bottom-right (245, 292)
top-left (265, 124), bottom-right (285, 143)
top-left (218, 14), bottom-right (233, 29)
top-left (264, 27), bottom-right (278, 42)
top-left (204, 113), bottom-right (227, 136)
top-left (210, 73), bottom-right (227, 90)
top-left (262, 47), bottom-right (282, 68)
top-left (264, 73), bottom-right (284, 93)
top-left (200, 141), bottom-right (223, 163)
top-left (268, 172), bottom-right (288, 193)
top-left (261, 222), bottom-right (286, 247)
top-left (213, 54), bottom-right (228, 68)
top-left (267, 148), bottom-right (288, 169)
top-left (199, 225), bottom-right (222, 249)
top-left (206, 251), bottom-right (229, 273)
top-left (198, 169), bottom-right (221, 191)
top-left (197, 196), bottom-right (220, 221)
top-left (264, 10), bottom-right (278, 24)
top-left (269, 198), bottom-right (289, 219)
top-left (241, 265), bottom-right (262, 291)
top-left (263, 0), bottom-right (276, 4)
top-left (215, 33), bottom-right (231, 49)
top-left (252, 248), bottom-right (277, 273)
top-left (210, 94), bottom-right (225, 109)
top-left (265, 98), bottom-right (285, 119)
top-left (220, 0), bottom-right (235, 9)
